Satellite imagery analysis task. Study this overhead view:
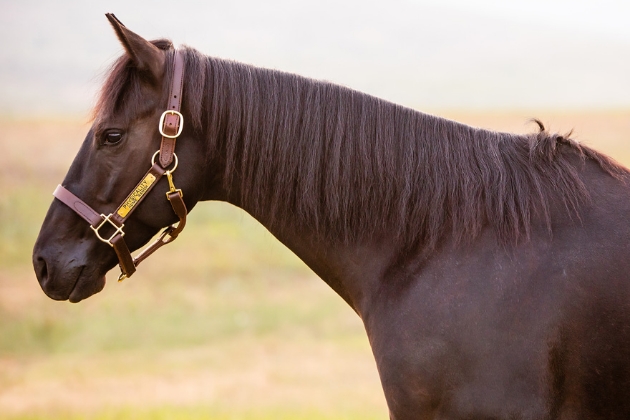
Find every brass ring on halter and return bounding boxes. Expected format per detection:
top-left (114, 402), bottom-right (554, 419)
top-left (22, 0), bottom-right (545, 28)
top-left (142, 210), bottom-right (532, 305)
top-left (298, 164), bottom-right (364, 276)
top-left (151, 151), bottom-right (178, 172)
top-left (159, 110), bottom-right (184, 138)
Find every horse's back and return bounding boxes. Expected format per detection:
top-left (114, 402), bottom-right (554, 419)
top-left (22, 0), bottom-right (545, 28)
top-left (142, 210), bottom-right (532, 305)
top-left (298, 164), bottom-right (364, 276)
top-left (365, 159), bottom-right (630, 419)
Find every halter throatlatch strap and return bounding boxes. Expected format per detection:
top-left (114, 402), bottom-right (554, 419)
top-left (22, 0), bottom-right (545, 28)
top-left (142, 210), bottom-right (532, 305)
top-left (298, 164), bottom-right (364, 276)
top-left (52, 49), bottom-right (188, 281)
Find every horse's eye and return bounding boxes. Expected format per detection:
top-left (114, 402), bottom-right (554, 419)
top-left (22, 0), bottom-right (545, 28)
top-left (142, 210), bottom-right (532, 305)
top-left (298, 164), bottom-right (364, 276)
top-left (103, 131), bottom-right (124, 145)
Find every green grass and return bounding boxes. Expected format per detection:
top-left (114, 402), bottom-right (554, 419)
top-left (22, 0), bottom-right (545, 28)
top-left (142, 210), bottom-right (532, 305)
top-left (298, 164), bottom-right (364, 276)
top-left (7, 112), bottom-right (630, 418)
top-left (0, 171), bottom-right (385, 418)
top-left (0, 188), bottom-right (359, 357)
top-left (0, 186), bottom-right (52, 268)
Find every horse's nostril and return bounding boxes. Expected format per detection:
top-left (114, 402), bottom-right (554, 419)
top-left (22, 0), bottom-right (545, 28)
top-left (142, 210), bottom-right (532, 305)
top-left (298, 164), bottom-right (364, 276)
top-left (35, 256), bottom-right (49, 284)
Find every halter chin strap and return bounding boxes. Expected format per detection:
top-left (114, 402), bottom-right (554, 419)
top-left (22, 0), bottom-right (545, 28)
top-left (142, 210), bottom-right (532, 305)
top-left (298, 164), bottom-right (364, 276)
top-left (53, 50), bottom-right (187, 281)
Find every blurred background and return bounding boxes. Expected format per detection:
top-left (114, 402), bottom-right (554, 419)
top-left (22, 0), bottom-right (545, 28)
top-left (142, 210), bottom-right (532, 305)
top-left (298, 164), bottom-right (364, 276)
top-left (1, 0), bottom-right (629, 419)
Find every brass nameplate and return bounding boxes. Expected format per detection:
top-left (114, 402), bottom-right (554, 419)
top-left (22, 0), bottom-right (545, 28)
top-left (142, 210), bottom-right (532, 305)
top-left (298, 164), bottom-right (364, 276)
top-left (117, 173), bottom-right (157, 218)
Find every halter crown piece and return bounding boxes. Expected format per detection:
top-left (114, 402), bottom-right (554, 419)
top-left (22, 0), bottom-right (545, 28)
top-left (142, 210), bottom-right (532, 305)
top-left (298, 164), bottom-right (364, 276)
top-left (53, 50), bottom-right (188, 281)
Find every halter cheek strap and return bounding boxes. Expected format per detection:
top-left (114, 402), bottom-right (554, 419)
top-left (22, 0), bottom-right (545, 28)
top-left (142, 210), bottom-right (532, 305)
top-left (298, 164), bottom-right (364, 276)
top-left (53, 50), bottom-right (187, 281)
top-left (159, 46), bottom-right (185, 167)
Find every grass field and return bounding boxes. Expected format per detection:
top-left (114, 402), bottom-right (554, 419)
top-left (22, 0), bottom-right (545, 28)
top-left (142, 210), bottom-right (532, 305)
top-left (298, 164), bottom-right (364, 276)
top-left (1, 110), bottom-right (629, 419)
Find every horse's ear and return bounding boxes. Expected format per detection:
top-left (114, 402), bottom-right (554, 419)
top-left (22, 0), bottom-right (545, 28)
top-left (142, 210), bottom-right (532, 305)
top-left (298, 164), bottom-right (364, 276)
top-left (105, 13), bottom-right (165, 83)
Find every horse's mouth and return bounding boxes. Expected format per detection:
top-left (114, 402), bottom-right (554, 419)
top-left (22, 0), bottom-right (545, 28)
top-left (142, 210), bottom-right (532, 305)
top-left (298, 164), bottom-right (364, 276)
top-left (36, 260), bottom-right (106, 303)
top-left (68, 271), bottom-right (106, 303)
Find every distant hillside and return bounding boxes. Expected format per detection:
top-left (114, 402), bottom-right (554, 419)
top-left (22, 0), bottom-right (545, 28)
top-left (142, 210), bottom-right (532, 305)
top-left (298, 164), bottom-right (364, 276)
top-left (1, 1), bottom-right (629, 116)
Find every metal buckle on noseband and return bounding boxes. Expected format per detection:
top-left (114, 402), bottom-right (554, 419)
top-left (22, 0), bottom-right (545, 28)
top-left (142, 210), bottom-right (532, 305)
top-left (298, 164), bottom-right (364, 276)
top-left (91, 213), bottom-right (125, 246)
top-left (159, 110), bottom-right (184, 138)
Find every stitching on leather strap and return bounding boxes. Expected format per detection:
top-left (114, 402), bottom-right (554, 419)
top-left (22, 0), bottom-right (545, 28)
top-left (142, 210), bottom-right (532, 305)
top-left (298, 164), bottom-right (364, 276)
top-left (159, 50), bottom-right (185, 168)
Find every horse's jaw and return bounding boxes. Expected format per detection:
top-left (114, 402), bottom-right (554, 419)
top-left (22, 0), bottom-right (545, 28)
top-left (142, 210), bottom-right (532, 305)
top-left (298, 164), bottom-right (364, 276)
top-left (67, 272), bottom-right (107, 303)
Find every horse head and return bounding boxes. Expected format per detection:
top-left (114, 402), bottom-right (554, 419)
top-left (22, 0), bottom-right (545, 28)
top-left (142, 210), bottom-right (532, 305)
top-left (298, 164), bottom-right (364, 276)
top-left (32, 15), bottom-right (209, 302)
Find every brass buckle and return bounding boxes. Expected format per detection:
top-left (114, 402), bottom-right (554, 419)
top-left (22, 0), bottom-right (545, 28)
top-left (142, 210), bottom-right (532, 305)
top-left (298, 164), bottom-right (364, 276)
top-left (90, 213), bottom-right (125, 247)
top-left (159, 110), bottom-right (184, 138)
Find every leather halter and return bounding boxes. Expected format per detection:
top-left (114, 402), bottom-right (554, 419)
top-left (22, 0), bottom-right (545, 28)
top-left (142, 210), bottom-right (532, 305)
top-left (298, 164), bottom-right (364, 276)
top-left (53, 50), bottom-right (187, 281)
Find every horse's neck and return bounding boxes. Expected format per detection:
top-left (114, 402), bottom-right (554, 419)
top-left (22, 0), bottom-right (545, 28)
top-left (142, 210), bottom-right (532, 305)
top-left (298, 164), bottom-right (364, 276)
top-left (201, 68), bottom-right (418, 316)
top-left (230, 199), bottom-right (392, 317)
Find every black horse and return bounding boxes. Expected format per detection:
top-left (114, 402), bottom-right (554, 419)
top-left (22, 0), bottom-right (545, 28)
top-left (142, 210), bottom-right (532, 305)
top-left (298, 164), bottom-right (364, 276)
top-left (33, 15), bottom-right (630, 419)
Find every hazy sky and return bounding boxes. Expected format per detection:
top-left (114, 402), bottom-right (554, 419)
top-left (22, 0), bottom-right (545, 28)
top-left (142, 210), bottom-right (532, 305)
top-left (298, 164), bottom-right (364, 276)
top-left (434, 0), bottom-right (630, 41)
top-left (1, 0), bottom-right (629, 115)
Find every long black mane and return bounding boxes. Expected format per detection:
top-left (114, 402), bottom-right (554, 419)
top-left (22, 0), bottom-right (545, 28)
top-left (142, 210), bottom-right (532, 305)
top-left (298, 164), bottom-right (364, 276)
top-left (95, 43), bottom-right (628, 251)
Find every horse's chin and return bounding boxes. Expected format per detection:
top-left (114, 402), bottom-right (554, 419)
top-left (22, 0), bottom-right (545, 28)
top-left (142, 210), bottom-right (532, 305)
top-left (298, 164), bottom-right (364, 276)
top-left (68, 273), bottom-right (106, 303)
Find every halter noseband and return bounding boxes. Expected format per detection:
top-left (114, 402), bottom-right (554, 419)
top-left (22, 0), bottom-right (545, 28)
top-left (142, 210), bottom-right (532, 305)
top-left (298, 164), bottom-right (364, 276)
top-left (53, 50), bottom-right (188, 282)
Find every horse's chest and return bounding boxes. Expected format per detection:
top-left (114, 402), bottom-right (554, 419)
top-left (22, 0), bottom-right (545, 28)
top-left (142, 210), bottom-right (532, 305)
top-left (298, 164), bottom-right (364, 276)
top-left (364, 254), bottom-right (558, 418)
